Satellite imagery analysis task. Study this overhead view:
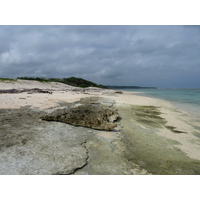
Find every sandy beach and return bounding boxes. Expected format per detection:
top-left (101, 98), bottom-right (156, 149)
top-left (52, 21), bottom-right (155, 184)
top-left (0, 80), bottom-right (200, 175)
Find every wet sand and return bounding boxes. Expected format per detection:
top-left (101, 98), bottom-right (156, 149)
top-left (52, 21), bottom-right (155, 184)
top-left (0, 80), bottom-right (200, 174)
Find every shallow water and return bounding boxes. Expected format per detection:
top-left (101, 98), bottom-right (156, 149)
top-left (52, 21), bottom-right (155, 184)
top-left (120, 88), bottom-right (200, 118)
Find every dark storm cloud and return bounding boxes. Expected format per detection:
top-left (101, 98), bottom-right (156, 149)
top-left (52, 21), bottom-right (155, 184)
top-left (0, 25), bottom-right (200, 88)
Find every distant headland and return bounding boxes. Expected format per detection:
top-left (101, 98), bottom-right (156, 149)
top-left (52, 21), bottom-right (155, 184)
top-left (106, 85), bottom-right (157, 89)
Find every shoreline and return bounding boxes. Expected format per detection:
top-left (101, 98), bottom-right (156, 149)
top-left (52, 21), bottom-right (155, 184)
top-left (122, 89), bottom-right (200, 119)
top-left (0, 80), bottom-right (200, 174)
top-left (103, 91), bottom-right (200, 160)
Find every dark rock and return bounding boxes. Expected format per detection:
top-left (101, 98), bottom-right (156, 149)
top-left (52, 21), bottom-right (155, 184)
top-left (41, 104), bottom-right (119, 131)
top-left (0, 88), bottom-right (52, 94)
top-left (115, 91), bottom-right (123, 94)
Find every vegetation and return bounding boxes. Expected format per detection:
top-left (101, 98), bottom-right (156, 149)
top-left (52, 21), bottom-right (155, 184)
top-left (0, 78), bottom-right (16, 82)
top-left (17, 77), bottom-right (107, 88)
top-left (17, 77), bottom-right (49, 82)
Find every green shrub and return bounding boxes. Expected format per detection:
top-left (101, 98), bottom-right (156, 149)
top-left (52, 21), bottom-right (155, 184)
top-left (0, 78), bottom-right (16, 82)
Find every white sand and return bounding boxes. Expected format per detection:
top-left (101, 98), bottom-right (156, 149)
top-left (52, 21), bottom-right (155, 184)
top-left (0, 80), bottom-right (110, 109)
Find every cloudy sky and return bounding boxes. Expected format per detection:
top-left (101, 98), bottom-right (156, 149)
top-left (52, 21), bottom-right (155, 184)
top-left (0, 25), bottom-right (200, 88)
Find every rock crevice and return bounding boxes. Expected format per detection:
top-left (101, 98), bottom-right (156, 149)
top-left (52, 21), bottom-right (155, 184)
top-left (68, 140), bottom-right (90, 175)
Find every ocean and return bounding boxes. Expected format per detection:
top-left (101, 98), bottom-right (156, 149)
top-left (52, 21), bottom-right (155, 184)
top-left (120, 88), bottom-right (200, 119)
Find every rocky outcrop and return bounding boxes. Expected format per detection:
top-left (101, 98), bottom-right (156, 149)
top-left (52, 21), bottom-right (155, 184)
top-left (41, 103), bottom-right (119, 131)
top-left (0, 107), bottom-right (93, 175)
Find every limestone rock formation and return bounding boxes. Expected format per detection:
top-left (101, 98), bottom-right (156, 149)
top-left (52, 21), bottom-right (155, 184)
top-left (41, 104), bottom-right (119, 131)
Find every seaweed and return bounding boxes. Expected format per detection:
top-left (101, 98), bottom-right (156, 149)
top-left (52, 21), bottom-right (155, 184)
top-left (165, 126), bottom-right (186, 134)
top-left (131, 105), bottom-right (166, 128)
top-left (131, 105), bottom-right (187, 134)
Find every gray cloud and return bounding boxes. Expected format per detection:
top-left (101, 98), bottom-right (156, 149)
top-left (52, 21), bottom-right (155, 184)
top-left (0, 25), bottom-right (200, 88)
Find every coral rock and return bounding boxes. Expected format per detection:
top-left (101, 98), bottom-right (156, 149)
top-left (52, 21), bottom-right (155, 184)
top-left (41, 104), bottom-right (119, 131)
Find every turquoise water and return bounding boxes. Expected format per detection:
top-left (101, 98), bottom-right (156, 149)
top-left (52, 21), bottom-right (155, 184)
top-left (120, 88), bottom-right (200, 118)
